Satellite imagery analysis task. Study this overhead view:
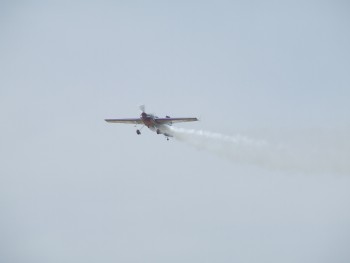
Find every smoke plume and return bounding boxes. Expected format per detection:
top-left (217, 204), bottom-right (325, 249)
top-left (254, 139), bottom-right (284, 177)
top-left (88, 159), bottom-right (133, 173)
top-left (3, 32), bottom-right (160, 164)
top-left (164, 126), bottom-right (350, 175)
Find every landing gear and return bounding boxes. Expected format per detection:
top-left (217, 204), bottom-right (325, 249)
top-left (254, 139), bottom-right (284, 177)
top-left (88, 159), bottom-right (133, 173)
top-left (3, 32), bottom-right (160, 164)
top-left (166, 137), bottom-right (169, 141)
top-left (156, 129), bottom-right (161, 134)
top-left (135, 125), bottom-right (145, 135)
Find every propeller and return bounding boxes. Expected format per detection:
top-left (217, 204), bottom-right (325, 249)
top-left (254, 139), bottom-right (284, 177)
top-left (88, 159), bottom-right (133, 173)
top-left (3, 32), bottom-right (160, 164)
top-left (139, 105), bottom-right (155, 117)
top-left (139, 104), bottom-right (146, 113)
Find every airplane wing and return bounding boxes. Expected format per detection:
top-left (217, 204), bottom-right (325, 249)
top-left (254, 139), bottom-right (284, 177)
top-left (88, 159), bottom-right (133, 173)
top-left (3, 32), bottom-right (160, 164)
top-left (105, 118), bottom-right (143, 124)
top-left (155, 117), bottom-right (198, 124)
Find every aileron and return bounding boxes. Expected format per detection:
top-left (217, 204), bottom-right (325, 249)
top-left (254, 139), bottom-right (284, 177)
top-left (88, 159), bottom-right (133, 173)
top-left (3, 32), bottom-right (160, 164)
top-left (105, 118), bottom-right (142, 124)
top-left (155, 117), bottom-right (198, 124)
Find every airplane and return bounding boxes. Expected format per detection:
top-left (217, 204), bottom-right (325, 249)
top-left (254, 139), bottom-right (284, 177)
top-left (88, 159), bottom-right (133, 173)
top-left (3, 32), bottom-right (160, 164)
top-left (105, 105), bottom-right (198, 140)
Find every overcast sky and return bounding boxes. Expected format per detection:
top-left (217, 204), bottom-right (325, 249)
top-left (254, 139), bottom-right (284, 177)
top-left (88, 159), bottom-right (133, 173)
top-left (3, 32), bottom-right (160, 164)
top-left (1, 1), bottom-right (350, 263)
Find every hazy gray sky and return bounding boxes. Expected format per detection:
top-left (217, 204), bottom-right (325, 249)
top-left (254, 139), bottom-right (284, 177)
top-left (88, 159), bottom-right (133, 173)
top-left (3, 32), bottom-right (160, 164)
top-left (1, 1), bottom-right (350, 262)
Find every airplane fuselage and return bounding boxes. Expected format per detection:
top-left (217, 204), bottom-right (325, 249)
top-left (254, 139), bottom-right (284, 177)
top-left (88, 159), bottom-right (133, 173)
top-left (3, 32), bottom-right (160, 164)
top-left (140, 112), bottom-right (171, 137)
top-left (141, 112), bottom-right (155, 128)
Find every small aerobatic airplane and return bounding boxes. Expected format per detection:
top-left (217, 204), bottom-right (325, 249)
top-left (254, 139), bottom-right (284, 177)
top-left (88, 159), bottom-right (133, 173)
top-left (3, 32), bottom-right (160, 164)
top-left (105, 105), bottom-right (198, 140)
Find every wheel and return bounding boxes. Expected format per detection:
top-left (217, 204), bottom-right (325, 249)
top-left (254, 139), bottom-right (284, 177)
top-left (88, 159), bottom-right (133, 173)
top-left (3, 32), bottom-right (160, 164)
top-left (136, 129), bottom-right (141, 135)
top-left (156, 129), bottom-right (161, 134)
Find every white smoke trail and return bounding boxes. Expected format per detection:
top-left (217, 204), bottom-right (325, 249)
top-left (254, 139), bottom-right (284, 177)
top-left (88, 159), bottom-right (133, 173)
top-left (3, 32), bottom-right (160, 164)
top-left (163, 126), bottom-right (350, 175)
